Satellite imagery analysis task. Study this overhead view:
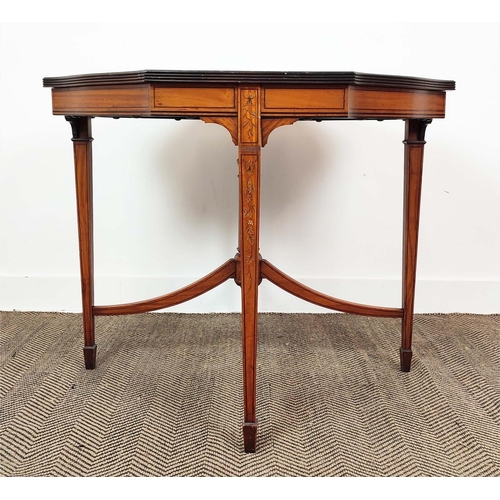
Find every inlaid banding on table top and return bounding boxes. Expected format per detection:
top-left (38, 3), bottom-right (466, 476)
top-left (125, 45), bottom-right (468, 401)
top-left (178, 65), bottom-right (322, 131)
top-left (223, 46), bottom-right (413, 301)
top-left (48, 80), bottom-right (452, 120)
top-left (153, 86), bottom-right (237, 111)
top-left (348, 88), bottom-right (446, 118)
top-left (262, 88), bottom-right (346, 114)
top-left (52, 85), bottom-right (151, 115)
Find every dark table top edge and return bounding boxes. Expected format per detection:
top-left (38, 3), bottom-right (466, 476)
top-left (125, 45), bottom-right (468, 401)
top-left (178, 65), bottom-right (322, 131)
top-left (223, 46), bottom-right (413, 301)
top-left (43, 70), bottom-right (456, 91)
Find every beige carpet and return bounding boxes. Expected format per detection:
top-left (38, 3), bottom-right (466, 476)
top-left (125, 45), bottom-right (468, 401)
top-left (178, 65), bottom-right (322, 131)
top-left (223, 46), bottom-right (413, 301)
top-left (0, 311), bottom-right (499, 477)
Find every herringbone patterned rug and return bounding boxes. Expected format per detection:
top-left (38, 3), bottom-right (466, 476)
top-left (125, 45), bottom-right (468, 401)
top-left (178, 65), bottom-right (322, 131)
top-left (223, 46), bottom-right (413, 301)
top-left (1, 311), bottom-right (499, 476)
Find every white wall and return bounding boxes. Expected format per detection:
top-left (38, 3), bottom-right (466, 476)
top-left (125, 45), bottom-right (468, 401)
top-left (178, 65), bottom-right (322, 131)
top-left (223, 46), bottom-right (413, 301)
top-left (1, 22), bottom-right (499, 314)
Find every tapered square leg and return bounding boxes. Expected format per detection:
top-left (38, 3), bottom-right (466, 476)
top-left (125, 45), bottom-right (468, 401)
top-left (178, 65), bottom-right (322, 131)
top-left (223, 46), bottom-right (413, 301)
top-left (67, 116), bottom-right (96, 370)
top-left (401, 119), bottom-right (431, 372)
top-left (238, 87), bottom-right (261, 451)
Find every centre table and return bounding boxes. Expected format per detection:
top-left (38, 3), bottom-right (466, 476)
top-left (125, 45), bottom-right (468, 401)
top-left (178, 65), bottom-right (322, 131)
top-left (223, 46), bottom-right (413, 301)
top-left (43, 70), bottom-right (455, 452)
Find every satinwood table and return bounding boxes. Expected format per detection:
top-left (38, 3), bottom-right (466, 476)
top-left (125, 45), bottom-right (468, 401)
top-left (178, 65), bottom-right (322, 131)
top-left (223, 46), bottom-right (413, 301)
top-left (43, 70), bottom-right (455, 452)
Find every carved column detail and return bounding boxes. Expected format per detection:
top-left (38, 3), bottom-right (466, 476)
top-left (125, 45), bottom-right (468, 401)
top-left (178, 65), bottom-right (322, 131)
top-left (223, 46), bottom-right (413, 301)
top-left (240, 89), bottom-right (259, 145)
top-left (241, 154), bottom-right (258, 285)
top-left (237, 87), bottom-right (261, 452)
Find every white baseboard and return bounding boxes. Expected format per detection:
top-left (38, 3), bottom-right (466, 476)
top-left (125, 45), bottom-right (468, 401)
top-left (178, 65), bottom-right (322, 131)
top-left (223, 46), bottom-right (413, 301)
top-left (1, 275), bottom-right (498, 314)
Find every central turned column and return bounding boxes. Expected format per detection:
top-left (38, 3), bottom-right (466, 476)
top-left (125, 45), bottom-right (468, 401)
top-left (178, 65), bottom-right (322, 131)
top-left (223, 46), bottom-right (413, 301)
top-left (238, 86), bottom-right (262, 452)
